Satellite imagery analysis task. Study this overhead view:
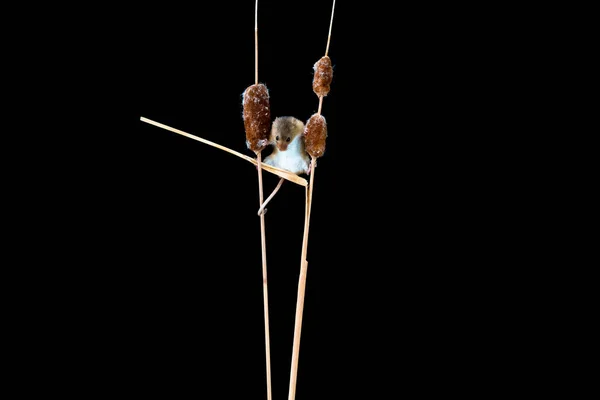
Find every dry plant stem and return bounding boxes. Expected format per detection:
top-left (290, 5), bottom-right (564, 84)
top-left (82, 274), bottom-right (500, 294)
top-left (325, 0), bottom-right (336, 56)
top-left (288, 259), bottom-right (308, 400)
top-left (288, 157), bottom-right (317, 400)
top-left (288, 3), bottom-right (334, 396)
top-left (140, 117), bottom-right (307, 187)
top-left (308, 158), bottom-right (316, 217)
top-left (255, 0), bottom-right (259, 85)
top-left (257, 152), bottom-right (272, 400)
top-left (254, 4), bottom-right (271, 399)
top-left (258, 178), bottom-right (285, 216)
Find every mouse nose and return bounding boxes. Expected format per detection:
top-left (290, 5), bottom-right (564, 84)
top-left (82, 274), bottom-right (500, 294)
top-left (278, 143), bottom-right (288, 151)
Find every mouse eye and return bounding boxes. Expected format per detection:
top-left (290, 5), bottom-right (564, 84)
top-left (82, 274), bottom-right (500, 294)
top-left (286, 137), bottom-right (291, 142)
top-left (276, 136), bottom-right (280, 141)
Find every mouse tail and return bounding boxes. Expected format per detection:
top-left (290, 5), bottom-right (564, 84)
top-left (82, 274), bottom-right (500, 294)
top-left (257, 178), bottom-right (285, 216)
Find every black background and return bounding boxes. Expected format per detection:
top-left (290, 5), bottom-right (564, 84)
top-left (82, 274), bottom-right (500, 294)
top-left (20, 1), bottom-right (524, 398)
top-left (126, 2), bottom-right (384, 397)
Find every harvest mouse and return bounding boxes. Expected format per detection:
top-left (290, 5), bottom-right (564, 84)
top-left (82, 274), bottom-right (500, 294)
top-left (263, 116), bottom-right (311, 175)
top-left (257, 116), bottom-right (310, 215)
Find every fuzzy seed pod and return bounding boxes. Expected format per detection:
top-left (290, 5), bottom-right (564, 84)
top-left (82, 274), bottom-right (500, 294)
top-left (312, 56), bottom-right (333, 97)
top-left (304, 114), bottom-right (327, 158)
top-left (242, 84), bottom-right (271, 153)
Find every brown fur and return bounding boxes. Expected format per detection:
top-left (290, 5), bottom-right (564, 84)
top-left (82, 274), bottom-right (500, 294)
top-left (269, 116), bottom-right (304, 152)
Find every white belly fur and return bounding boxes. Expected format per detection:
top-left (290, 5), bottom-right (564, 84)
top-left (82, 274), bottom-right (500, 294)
top-left (264, 137), bottom-right (309, 175)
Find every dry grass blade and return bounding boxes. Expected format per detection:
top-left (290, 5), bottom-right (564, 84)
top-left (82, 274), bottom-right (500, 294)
top-left (140, 117), bottom-right (307, 186)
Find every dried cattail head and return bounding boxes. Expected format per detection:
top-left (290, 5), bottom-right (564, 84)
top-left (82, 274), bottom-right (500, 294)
top-left (243, 83), bottom-right (271, 153)
top-left (304, 114), bottom-right (327, 158)
top-left (312, 56), bottom-right (333, 98)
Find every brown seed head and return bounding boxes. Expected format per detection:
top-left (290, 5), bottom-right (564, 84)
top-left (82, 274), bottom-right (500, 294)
top-left (312, 56), bottom-right (333, 98)
top-left (242, 84), bottom-right (271, 153)
top-left (304, 114), bottom-right (327, 158)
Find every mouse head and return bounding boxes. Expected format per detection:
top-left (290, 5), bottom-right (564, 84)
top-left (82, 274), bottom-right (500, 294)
top-left (270, 116), bottom-right (305, 151)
